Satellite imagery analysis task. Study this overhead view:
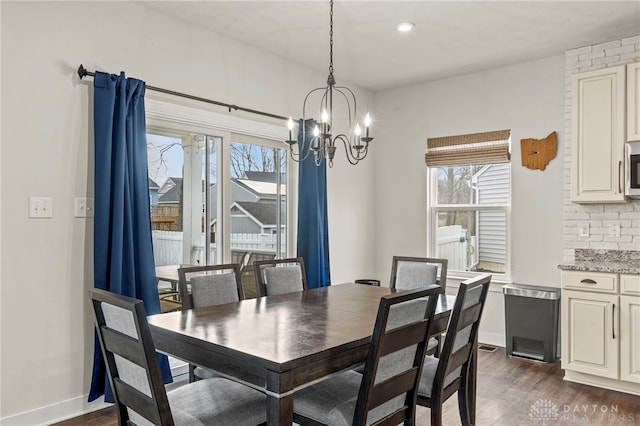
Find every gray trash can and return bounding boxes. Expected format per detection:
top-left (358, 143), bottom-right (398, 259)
top-left (503, 284), bottom-right (560, 362)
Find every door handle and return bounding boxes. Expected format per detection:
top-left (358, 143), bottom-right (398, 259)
top-left (619, 161), bottom-right (622, 194)
top-left (612, 303), bottom-right (616, 339)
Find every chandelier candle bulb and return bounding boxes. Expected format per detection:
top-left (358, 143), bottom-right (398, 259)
top-left (354, 124), bottom-right (363, 149)
top-left (287, 117), bottom-right (294, 142)
top-left (364, 113), bottom-right (371, 139)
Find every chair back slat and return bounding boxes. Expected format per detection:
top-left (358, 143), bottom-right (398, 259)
top-left (113, 378), bottom-right (162, 425)
top-left (371, 409), bottom-right (410, 426)
top-left (440, 376), bottom-right (464, 402)
top-left (444, 342), bottom-right (473, 377)
top-left (456, 303), bottom-right (482, 332)
top-left (101, 327), bottom-right (147, 368)
top-left (90, 288), bottom-right (174, 426)
top-left (378, 322), bottom-right (429, 357)
top-left (354, 285), bottom-right (441, 426)
top-left (178, 264), bottom-right (243, 310)
top-left (254, 257), bottom-right (308, 297)
top-left (366, 368), bottom-right (418, 409)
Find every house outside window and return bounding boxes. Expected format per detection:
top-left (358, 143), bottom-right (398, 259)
top-left (426, 130), bottom-right (511, 277)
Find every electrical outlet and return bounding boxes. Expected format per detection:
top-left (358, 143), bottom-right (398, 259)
top-left (579, 223), bottom-right (590, 237)
top-left (29, 196), bottom-right (53, 218)
top-left (74, 197), bottom-right (94, 217)
top-left (609, 222), bottom-right (621, 238)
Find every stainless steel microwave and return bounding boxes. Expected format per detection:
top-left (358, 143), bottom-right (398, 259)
top-left (626, 141), bottom-right (640, 199)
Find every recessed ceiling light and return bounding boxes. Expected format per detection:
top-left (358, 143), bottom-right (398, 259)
top-left (397, 22), bottom-right (415, 33)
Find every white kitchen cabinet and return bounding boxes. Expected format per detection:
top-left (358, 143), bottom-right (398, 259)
top-left (620, 295), bottom-right (640, 383)
top-left (628, 62), bottom-right (640, 141)
top-left (620, 274), bottom-right (640, 384)
top-left (562, 289), bottom-right (618, 379)
top-left (571, 65), bottom-right (626, 203)
top-left (561, 271), bottom-right (640, 395)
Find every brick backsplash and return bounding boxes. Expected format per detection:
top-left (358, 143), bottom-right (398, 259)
top-left (563, 35), bottom-right (640, 262)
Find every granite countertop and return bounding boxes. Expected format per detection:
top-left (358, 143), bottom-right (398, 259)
top-left (558, 249), bottom-right (640, 275)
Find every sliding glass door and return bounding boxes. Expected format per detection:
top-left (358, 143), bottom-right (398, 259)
top-left (147, 128), bottom-right (289, 295)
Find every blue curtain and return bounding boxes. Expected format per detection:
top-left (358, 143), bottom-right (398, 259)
top-left (88, 71), bottom-right (172, 403)
top-left (296, 120), bottom-right (331, 288)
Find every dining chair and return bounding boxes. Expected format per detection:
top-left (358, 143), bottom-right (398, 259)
top-left (177, 263), bottom-right (244, 382)
top-left (390, 256), bottom-right (448, 356)
top-left (293, 284), bottom-right (442, 426)
top-left (178, 263), bottom-right (244, 310)
top-left (417, 273), bottom-right (491, 426)
top-left (253, 257), bottom-right (308, 297)
top-left (390, 256), bottom-right (448, 293)
top-left (89, 288), bottom-right (267, 426)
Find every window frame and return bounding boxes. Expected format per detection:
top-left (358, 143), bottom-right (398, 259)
top-left (146, 97), bottom-right (296, 263)
top-left (426, 164), bottom-right (512, 281)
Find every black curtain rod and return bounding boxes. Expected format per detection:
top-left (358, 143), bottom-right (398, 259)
top-left (77, 64), bottom-right (289, 122)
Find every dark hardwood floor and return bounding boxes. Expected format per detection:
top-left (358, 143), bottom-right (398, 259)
top-left (53, 347), bottom-right (640, 425)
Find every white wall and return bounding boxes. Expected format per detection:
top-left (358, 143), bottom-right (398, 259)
top-left (0, 2), bottom-right (375, 423)
top-left (372, 56), bottom-right (567, 345)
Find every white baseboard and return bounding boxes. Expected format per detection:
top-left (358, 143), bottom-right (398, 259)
top-left (478, 331), bottom-right (505, 348)
top-left (0, 395), bottom-right (111, 426)
top-left (1, 359), bottom-right (188, 426)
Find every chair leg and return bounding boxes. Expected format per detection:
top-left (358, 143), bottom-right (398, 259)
top-left (188, 364), bottom-right (196, 383)
top-left (430, 404), bottom-right (443, 426)
top-left (457, 386), bottom-right (471, 425)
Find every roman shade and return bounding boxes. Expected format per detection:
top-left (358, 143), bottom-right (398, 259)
top-left (425, 129), bottom-right (511, 167)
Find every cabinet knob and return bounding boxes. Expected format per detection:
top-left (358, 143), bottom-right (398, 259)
top-left (580, 278), bottom-right (597, 284)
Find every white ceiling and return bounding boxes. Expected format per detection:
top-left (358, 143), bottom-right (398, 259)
top-left (137, 1), bottom-right (640, 92)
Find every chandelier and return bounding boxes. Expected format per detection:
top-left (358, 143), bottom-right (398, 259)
top-left (285, 0), bottom-right (373, 168)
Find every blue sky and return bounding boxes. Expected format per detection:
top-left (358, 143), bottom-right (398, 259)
top-left (147, 133), bottom-right (184, 187)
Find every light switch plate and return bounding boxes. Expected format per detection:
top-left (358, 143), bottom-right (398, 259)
top-left (608, 222), bottom-right (620, 238)
top-left (74, 197), bottom-right (94, 218)
top-left (29, 196), bottom-right (53, 218)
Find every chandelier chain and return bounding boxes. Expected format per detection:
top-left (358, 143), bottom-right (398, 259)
top-left (329, 0), bottom-right (334, 76)
top-left (286, 0), bottom-right (373, 167)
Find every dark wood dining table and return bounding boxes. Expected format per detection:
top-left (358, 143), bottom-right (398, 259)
top-left (148, 282), bottom-right (458, 425)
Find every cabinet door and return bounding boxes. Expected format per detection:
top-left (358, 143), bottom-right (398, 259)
top-left (628, 63), bottom-right (640, 141)
top-left (561, 290), bottom-right (618, 379)
top-left (620, 295), bottom-right (640, 384)
top-left (571, 65), bottom-right (625, 203)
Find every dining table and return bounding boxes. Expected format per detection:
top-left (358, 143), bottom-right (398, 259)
top-left (148, 282), bottom-right (466, 425)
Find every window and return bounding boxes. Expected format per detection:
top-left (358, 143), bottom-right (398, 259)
top-left (426, 130), bottom-right (511, 276)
